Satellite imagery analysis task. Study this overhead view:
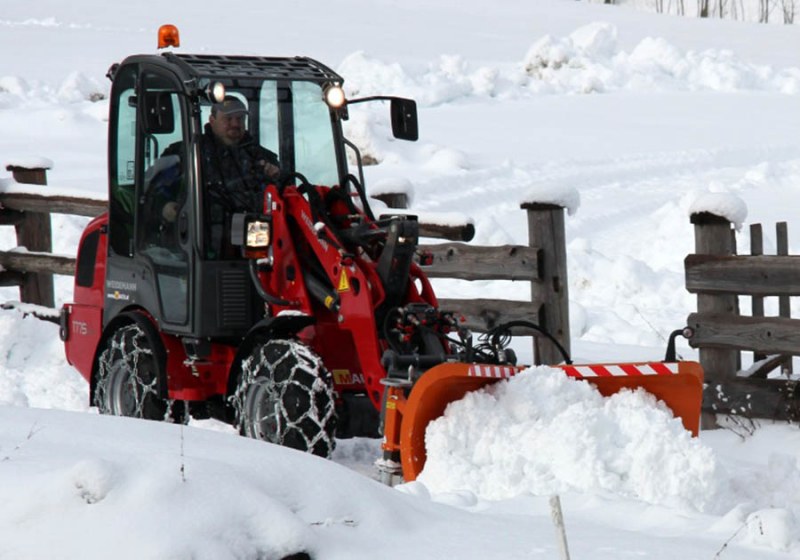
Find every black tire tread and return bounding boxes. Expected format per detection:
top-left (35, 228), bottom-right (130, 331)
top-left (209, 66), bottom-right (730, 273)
top-left (233, 339), bottom-right (336, 458)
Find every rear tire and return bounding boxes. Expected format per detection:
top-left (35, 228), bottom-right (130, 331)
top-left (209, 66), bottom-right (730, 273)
top-left (232, 339), bottom-right (336, 458)
top-left (95, 323), bottom-right (168, 420)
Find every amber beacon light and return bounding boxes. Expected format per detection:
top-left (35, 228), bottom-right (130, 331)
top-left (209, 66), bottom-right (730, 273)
top-left (158, 24), bottom-right (180, 49)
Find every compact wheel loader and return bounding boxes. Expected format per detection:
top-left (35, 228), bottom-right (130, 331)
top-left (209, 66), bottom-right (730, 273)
top-left (60, 26), bottom-right (704, 484)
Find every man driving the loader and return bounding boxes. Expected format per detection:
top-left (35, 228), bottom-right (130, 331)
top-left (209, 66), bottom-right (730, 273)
top-left (161, 95), bottom-right (280, 258)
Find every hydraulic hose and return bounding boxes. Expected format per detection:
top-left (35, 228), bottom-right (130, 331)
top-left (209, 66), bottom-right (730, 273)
top-left (488, 320), bottom-right (572, 364)
top-left (249, 260), bottom-right (293, 306)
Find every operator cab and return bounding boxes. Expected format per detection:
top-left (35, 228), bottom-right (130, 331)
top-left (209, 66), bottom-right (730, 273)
top-left (103, 41), bottom-right (417, 344)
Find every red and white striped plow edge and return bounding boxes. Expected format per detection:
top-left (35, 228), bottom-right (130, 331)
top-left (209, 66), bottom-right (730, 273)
top-left (467, 364), bottom-right (523, 379)
top-left (467, 362), bottom-right (680, 380)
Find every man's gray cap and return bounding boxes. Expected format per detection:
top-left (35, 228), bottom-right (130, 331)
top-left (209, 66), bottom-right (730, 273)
top-left (213, 96), bottom-right (247, 116)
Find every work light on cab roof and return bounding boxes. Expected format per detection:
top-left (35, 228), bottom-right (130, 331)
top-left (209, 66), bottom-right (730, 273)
top-left (205, 82), bottom-right (226, 103)
top-left (324, 84), bottom-right (346, 109)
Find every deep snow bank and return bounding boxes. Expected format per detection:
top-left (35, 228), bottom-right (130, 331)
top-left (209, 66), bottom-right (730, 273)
top-left (417, 367), bottom-right (800, 552)
top-left (0, 405), bottom-right (556, 560)
top-left (336, 22), bottom-right (800, 109)
top-left (418, 366), bottom-right (720, 511)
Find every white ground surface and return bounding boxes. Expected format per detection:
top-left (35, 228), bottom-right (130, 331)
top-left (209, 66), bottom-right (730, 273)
top-left (1, 1), bottom-right (800, 558)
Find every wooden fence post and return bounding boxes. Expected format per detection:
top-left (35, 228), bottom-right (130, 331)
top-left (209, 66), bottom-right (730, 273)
top-left (749, 223), bottom-right (765, 365)
top-left (776, 222), bottom-right (793, 375)
top-left (4, 164), bottom-right (54, 308)
top-left (690, 211), bottom-right (738, 429)
top-left (521, 202), bottom-right (570, 365)
top-left (371, 192), bottom-right (409, 210)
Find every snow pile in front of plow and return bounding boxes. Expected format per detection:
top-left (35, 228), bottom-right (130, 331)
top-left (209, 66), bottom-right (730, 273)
top-left (418, 366), bottom-right (720, 511)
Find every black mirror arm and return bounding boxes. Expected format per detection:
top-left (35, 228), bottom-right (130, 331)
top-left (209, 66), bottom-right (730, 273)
top-left (345, 95), bottom-right (397, 105)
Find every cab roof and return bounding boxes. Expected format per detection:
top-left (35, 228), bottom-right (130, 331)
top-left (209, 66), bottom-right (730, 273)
top-left (109, 52), bottom-right (343, 85)
top-left (167, 53), bottom-right (343, 83)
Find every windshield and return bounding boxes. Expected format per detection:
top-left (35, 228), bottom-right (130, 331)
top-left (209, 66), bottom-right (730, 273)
top-left (198, 80), bottom-right (340, 187)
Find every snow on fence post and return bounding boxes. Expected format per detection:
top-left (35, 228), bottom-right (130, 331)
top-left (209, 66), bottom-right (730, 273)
top-left (521, 202), bottom-right (570, 366)
top-left (689, 210), bottom-right (739, 429)
top-left (4, 162), bottom-right (54, 308)
top-left (370, 178), bottom-right (413, 211)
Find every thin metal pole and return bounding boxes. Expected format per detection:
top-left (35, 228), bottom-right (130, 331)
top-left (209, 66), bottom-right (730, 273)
top-left (549, 494), bottom-right (571, 560)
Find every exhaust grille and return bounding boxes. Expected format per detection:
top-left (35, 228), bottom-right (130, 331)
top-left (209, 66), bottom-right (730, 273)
top-left (217, 268), bottom-right (250, 329)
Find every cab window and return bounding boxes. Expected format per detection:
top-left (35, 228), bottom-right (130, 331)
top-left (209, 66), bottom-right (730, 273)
top-left (108, 65), bottom-right (137, 257)
top-left (136, 70), bottom-right (190, 325)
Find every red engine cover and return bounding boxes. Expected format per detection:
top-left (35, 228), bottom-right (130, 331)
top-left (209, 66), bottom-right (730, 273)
top-left (63, 214), bottom-right (107, 383)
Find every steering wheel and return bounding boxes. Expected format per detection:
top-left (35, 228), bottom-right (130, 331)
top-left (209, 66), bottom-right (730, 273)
top-left (277, 171), bottom-right (311, 193)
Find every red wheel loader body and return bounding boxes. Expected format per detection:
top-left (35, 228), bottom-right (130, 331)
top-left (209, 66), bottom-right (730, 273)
top-left (60, 27), bottom-right (704, 483)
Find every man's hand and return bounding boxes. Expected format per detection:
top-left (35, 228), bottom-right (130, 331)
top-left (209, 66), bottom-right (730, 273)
top-left (162, 201), bottom-right (179, 222)
top-left (257, 159), bottom-right (280, 181)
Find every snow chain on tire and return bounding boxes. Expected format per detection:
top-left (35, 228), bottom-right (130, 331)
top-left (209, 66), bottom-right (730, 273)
top-left (232, 339), bottom-right (337, 458)
top-left (95, 323), bottom-right (168, 420)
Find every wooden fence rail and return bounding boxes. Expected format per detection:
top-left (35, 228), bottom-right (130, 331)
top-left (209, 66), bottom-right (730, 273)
top-left (686, 211), bottom-right (799, 423)
top-left (0, 164), bottom-right (572, 366)
top-left (0, 190), bottom-right (106, 217)
top-left (0, 250), bottom-right (77, 277)
top-left (417, 243), bottom-right (539, 282)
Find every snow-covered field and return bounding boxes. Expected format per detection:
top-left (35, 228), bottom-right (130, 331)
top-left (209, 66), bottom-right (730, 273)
top-left (2, 1), bottom-right (800, 558)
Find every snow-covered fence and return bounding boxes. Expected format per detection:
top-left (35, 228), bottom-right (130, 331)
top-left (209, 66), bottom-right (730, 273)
top-left (685, 211), bottom-right (800, 422)
top-left (1, 164), bottom-right (56, 308)
top-left (0, 165), bottom-right (571, 366)
top-left (0, 166), bottom-right (104, 311)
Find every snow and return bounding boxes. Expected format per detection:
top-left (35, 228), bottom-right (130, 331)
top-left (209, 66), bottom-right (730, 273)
top-left (1, 0), bottom-right (800, 558)
top-left (369, 177), bottom-right (415, 200)
top-left (521, 22), bottom-right (800, 96)
top-left (3, 156), bottom-right (53, 170)
top-left (0, 177), bottom-right (105, 201)
top-left (522, 182), bottom-right (581, 215)
top-left (689, 191), bottom-right (749, 230)
top-left (419, 367), bottom-right (719, 510)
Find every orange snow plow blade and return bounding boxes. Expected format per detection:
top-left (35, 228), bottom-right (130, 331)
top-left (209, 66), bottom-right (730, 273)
top-left (382, 361), bottom-right (704, 482)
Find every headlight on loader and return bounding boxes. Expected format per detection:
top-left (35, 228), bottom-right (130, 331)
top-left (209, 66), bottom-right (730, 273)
top-left (231, 213), bottom-right (272, 260)
top-left (246, 220), bottom-right (271, 249)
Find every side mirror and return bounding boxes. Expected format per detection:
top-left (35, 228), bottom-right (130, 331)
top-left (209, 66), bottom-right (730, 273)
top-left (390, 98), bottom-right (418, 141)
top-left (143, 92), bottom-right (175, 134)
top-left (347, 95), bottom-right (419, 141)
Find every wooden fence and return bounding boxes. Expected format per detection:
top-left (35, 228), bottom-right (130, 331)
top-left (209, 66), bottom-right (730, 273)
top-left (1, 165), bottom-right (571, 366)
top-left (686, 211), bottom-right (800, 422)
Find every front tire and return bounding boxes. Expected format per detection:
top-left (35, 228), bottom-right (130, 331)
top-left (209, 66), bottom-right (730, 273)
top-left (232, 339), bottom-right (336, 458)
top-left (95, 323), bottom-right (168, 420)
